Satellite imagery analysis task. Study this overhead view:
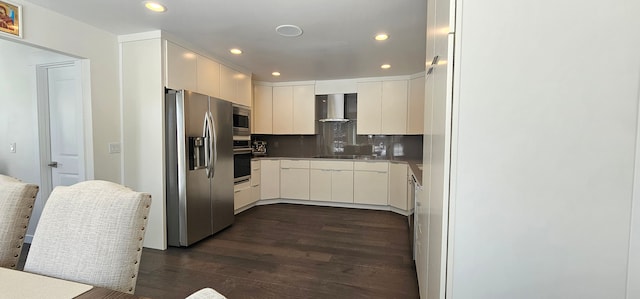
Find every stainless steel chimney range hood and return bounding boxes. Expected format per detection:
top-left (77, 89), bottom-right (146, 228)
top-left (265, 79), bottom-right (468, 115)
top-left (319, 93), bottom-right (350, 122)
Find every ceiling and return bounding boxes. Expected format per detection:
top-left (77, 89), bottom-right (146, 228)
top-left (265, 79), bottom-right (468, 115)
top-left (25, 0), bottom-right (427, 82)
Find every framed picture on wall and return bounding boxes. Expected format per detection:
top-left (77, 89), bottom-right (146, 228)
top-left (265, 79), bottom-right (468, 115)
top-left (0, 0), bottom-right (21, 38)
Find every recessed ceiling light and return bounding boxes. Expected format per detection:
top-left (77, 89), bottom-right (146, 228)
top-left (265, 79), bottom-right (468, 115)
top-left (381, 64), bottom-right (391, 69)
top-left (375, 33), bottom-right (389, 41)
top-left (230, 48), bottom-right (242, 55)
top-left (144, 1), bottom-right (166, 12)
top-left (275, 25), bottom-right (303, 37)
top-left (272, 72), bottom-right (281, 77)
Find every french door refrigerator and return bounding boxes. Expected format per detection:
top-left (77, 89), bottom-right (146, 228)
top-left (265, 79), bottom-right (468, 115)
top-left (165, 89), bottom-right (234, 247)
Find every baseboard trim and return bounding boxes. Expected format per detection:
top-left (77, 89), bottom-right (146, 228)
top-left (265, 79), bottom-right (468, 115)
top-left (234, 198), bottom-right (411, 216)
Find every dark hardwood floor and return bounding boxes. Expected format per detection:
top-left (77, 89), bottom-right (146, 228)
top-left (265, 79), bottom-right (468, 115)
top-left (18, 203), bottom-right (418, 298)
top-left (136, 204), bottom-right (418, 299)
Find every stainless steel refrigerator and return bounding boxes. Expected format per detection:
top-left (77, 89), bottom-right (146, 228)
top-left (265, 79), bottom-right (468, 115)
top-left (165, 89), bottom-right (234, 247)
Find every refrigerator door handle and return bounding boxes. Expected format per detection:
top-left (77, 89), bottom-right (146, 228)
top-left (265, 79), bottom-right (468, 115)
top-left (203, 113), bottom-right (212, 178)
top-left (209, 111), bottom-right (218, 178)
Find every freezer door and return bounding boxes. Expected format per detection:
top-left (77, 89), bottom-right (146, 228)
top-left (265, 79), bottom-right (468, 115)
top-left (209, 97), bottom-right (235, 233)
top-left (167, 90), bottom-right (214, 246)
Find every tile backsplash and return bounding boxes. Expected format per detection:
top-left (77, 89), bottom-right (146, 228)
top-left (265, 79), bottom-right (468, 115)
top-left (252, 133), bottom-right (423, 160)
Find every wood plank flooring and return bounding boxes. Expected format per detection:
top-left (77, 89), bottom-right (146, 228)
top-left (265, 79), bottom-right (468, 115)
top-left (136, 204), bottom-right (418, 299)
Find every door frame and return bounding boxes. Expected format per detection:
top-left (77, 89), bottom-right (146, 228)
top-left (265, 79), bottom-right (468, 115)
top-left (35, 60), bottom-right (87, 207)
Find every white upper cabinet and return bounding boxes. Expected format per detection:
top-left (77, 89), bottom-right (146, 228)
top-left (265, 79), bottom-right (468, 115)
top-left (166, 40), bottom-right (250, 106)
top-left (272, 86), bottom-right (294, 134)
top-left (219, 64), bottom-right (235, 102)
top-left (292, 85), bottom-right (316, 134)
top-left (196, 55), bottom-right (220, 98)
top-left (381, 80), bottom-right (408, 134)
top-left (408, 75), bottom-right (425, 134)
top-left (236, 74), bottom-right (252, 107)
top-left (165, 41), bottom-right (197, 91)
top-left (356, 81), bottom-right (383, 134)
top-left (220, 64), bottom-right (251, 106)
top-left (253, 85), bottom-right (273, 134)
top-left (357, 80), bottom-right (409, 135)
top-left (270, 84), bottom-right (315, 135)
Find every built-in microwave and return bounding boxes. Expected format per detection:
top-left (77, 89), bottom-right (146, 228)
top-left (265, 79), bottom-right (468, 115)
top-left (232, 104), bottom-right (250, 137)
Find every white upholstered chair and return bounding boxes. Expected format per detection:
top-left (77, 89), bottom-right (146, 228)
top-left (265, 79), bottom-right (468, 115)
top-left (23, 180), bottom-right (151, 294)
top-left (0, 175), bottom-right (38, 269)
top-left (186, 288), bottom-right (228, 299)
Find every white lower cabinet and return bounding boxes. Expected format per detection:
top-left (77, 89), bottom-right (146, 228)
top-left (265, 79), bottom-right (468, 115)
top-left (389, 163), bottom-right (409, 210)
top-left (353, 162), bottom-right (389, 205)
top-left (234, 182), bottom-right (252, 210)
top-left (257, 159), bottom-right (413, 211)
top-left (280, 160), bottom-right (310, 200)
top-left (310, 161), bottom-right (354, 203)
top-left (251, 160), bottom-right (261, 202)
top-left (260, 160), bottom-right (280, 199)
top-left (310, 169), bottom-right (332, 201)
top-left (332, 169), bottom-right (354, 203)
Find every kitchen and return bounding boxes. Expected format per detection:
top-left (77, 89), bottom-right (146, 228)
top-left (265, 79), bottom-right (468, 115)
top-left (1, 0), bottom-right (640, 298)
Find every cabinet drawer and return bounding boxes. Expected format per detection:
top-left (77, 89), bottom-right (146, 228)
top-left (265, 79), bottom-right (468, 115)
top-left (280, 159), bottom-right (310, 169)
top-left (251, 160), bottom-right (261, 171)
top-left (310, 160), bottom-right (354, 170)
top-left (234, 187), bottom-right (252, 210)
top-left (354, 161), bottom-right (388, 172)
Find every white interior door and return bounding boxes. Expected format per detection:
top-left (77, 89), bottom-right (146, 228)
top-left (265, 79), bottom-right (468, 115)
top-left (37, 61), bottom-right (85, 199)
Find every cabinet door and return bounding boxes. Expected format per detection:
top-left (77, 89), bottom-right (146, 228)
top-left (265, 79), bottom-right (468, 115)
top-left (310, 169), bottom-right (332, 201)
top-left (389, 163), bottom-right (408, 210)
top-left (234, 187), bottom-right (251, 210)
top-left (251, 160), bottom-right (261, 187)
top-left (236, 73), bottom-right (252, 107)
top-left (381, 80), bottom-right (408, 134)
top-left (253, 85), bottom-right (273, 134)
top-left (280, 168), bottom-right (309, 200)
top-left (272, 86), bottom-right (294, 134)
top-left (165, 41), bottom-right (197, 91)
top-left (357, 82), bottom-right (382, 134)
top-left (408, 76), bottom-right (425, 134)
top-left (332, 170), bottom-right (354, 203)
top-left (293, 85), bottom-right (316, 134)
top-left (354, 170), bottom-right (388, 205)
top-left (196, 55), bottom-right (220, 97)
top-left (260, 160), bottom-right (280, 199)
top-left (251, 185), bottom-right (260, 203)
top-left (219, 64), bottom-right (236, 102)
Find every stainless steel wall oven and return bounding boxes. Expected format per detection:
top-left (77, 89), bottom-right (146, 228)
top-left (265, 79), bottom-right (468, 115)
top-left (233, 139), bottom-right (252, 184)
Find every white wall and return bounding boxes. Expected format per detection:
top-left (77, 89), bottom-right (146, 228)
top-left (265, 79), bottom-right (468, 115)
top-left (0, 0), bottom-right (120, 239)
top-left (0, 39), bottom-right (80, 237)
top-left (11, 0), bottom-right (121, 182)
top-left (448, 0), bottom-right (640, 298)
top-left (120, 36), bottom-right (166, 250)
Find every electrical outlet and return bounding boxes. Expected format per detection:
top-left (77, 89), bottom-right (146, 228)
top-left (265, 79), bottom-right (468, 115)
top-left (108, 142), bottom-right (121, 154)
top-left (9, 143), bottom-right (16, 153)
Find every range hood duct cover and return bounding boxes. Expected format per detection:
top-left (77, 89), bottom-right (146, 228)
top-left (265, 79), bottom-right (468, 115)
top-left (319, 94), bottom-right (349, 122)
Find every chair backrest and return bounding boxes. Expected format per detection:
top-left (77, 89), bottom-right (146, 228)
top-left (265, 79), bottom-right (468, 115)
top-left (23, 180), bottom-right (151, 294)
top-left (0, 175), bottom-right (38, 269)
top-left (186, 288), bottom-right (228, 299)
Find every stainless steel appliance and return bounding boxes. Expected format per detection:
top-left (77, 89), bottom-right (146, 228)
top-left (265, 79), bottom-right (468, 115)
top-left (232, 104), bottom-right (250, 137)
top-left (165, 89), bottom-right (234, 247)
top-left (233, 139), bottom-right (252, 184)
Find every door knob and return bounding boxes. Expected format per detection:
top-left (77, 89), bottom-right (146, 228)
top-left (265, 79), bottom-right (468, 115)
top-left (48, 161), bottom-right (58, 168)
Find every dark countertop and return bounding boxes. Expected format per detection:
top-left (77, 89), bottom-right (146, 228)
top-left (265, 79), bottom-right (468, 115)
top-left (253, 155), bottom-right (424, 186)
